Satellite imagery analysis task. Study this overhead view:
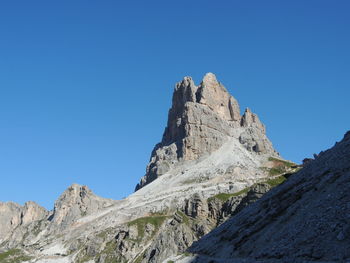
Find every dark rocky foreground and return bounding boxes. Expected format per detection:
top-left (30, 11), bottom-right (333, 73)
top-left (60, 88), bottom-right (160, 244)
top-left (179, 131), bottom-right (350, 263)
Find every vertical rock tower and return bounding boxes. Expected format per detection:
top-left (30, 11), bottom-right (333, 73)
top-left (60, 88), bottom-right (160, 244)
top-left (136, 73), bottom-right (278, 190)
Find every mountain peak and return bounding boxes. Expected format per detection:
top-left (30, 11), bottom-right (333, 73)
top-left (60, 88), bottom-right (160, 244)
top-left (202, 72), bottom-right (219, 86)
top-left (65, 183), bottom-right (91, 195)
top-left (135, 73), bottom-right (278, 190)
top-left (197, 73), bottom-right (239, 121)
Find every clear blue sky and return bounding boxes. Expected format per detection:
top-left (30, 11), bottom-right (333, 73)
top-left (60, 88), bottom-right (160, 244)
top-left (0, 0), bottom-right (349, 209)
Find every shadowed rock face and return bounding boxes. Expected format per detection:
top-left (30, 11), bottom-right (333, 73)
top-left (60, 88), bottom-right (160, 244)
top-left (182, 131), bottom-right (350, 263)
top-left (135, 73), bottom-right (278, 190)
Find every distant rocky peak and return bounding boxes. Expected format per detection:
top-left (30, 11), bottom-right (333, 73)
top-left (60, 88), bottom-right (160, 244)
top-left (50, 184), bottom-right (115, 229)
top-left (59, 183), bottom-right (91, 202)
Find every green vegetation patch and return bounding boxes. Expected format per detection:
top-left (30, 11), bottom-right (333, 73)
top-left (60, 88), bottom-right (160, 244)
top-left (265, 175), bottom-right (287, 187)
top-left (93, 241), bottom-right (127, 263)
top-left (176, 210), bottom-right (190, 225)
top-left (0, 249), bottom-right (32, 263)
top-left (96, 227), bottom-right (115, 240)
top-left (76, 253), bottom-right (94, 263)
top-left (268, 157), bottom-right (295, 167)
top-left (208, 187), bottom-right (250, 202)
top-left (267, 157), bottom-right (296, 176)
top-left (100, 242), bottom-right (121, 263)
top-left (127, 215), bottom-right (168, 241)
top-left (269, 166), bottom-right (288, 176)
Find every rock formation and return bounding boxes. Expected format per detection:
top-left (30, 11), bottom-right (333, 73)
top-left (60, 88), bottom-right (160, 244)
top-left (136, 73), bottom-right (278, 190)
top-left (49, 184), bottom-right (116, 230)
top-left (0, 201), bottom-right (48, 245)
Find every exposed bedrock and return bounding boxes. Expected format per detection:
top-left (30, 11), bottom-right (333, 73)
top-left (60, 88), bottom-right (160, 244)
top-left (136, 73), bottom-right (278, 190)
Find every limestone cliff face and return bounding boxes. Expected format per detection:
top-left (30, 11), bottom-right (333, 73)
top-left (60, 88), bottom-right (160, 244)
top-left (136, 73), bottom-right (278, 190)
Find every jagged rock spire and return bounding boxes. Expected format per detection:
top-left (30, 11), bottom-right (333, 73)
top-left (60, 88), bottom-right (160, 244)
top-left (197, 73), bottom-right (241, 121)
top-left (135, 73), bottom-right (278, 191)
top-left (241, 108), bottom-right (265, 132)
top-left (163, 73), bottom-right (241, 149)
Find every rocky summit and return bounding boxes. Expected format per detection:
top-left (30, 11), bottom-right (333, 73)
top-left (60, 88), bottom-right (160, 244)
top-left (1, 73), bottom-right (345, 263)
top-left (136, 73), bottom-right (278, 190)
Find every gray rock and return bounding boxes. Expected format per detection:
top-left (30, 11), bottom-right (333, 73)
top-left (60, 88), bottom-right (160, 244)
top-left (0, 201), bottom-right (48, 244)
top-left (184, 194), bottom-right (209, 219)
top-left (136, 73), bottom-right (278, 190)
top-left (0, 202), bottom-right (23, 243)
top-left (49, 184), bottom-right (116, 230)
top-left (241, 108), bottom-right (265, 132)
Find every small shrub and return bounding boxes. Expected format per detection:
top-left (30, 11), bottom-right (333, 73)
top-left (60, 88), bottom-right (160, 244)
top-left (0, 249), bottom-right (32, 263)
